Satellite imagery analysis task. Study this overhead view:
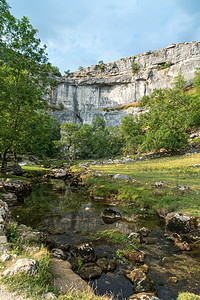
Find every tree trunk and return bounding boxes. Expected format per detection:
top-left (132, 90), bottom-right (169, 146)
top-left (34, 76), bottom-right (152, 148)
top-left (1, 148), bottom-right (9, 175)
top-left (13, 151), bottom-right (17, 163)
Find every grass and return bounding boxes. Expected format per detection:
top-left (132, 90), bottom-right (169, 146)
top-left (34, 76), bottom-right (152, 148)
top-left (177, 293), bottom-right (200, 300)
top-left (1, 247), bottom-right (59, 299)
top-left (89, 229), bottom-right (130, 245)
top-left (81, 153), bottom-right (200, 217)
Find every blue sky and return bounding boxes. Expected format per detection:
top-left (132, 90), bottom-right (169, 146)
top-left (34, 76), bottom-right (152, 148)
top-left (8, 0), bottom-right (200, 74)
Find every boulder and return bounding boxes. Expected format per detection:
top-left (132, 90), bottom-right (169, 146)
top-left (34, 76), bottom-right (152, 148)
top-left (139, 227), bottom-right (151, 237)
top-left (7, 164), bottom-right (23, 176)
top-left (174, 240), bottom-right (191, 251)
top-left (50, 248), bottom-right (66, 260)
top-left (1, 193), bottom-right (18, 207)
top-left (29, 156), bottom-right (40, 164)
top-left (42, 292), bottom-right (57, 299)
top-left (78, 263), bottom-right (102, 280)
top-left (113, 174), bottom-right (130, 180)
top-left (126, 269), bottom-right (156, 293)
top-left (123, 250), bottom-right (145, 263)
top-left (101, 208), bottom-right (122, 224)
top-left (50, 259), bottom-right (91, 294)
top-left (60, 244), bottom-right (70, 252)
top-left (3, 258), bottom-right (38, 276)
top-left (96, 258), bottom-right (117, 272)
top-left (129, 293), bottom-right (160, 300)
top-left (71, 243), bottom-right (97, 263)
top-left (3, 179), bottom-right (32, 199)
top-left (0, 254), bottom-right (11, 262)
top-left (16, 224), bottom-right (40, 243)
top-left (51, 169), bottom-right (67, 180)
top-left (165, 213), bottom-right (199, 234)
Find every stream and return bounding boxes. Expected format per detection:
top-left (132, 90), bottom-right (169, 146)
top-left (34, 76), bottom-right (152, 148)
top-left (11, 183), bottom-right (200, 300)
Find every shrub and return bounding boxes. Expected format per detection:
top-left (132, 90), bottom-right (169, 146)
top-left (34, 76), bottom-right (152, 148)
top-left (132, 61), bottom-right (140, 75)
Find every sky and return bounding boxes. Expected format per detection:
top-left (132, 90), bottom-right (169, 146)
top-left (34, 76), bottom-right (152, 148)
top-left (7, 0), bottom-right (200, 74)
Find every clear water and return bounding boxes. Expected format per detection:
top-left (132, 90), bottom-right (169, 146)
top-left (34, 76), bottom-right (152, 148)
top-left (11, 183), bottom-right (200, 300)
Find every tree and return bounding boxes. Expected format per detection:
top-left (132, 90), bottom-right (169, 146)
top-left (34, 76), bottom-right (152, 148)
top-left (0, 1), bottom-right (54, 174)
top-left (120, 114), bottom-right (143, 154)
top-left (58, 122), bottom-right (80, 162)
top-left (141, 73), bottom-right (190, 152)
top-left (58, 117), bottom-right (122, 160)
top-left (22, 112), bottom-right (61, 158)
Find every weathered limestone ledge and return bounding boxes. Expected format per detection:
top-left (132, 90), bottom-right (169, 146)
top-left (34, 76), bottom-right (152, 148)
top-left (49, 41), bottom-right (200, 126)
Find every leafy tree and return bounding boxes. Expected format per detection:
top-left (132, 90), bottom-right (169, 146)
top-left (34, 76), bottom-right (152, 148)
top-left (58, 117), bottom-right (122, 160)
top-left (141, 73), bottom-right (190, 152)
top-left (0, 1), bottom-right (55, 174)
top-left (22, 112), bottom-right (61, 158)
top-left (120, 115), bottom-right (143, 154)
top-left (58, 122), bottom-right (80, 162)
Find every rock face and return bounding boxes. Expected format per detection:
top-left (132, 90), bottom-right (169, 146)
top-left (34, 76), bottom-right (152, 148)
top-left (49, 42), bottom-right (200, 126)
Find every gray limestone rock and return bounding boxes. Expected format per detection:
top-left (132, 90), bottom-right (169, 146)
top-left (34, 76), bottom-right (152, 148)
top-left (165, 213), bottom-right (199, 234)
top-left (1, 193), bottom-right (18, 207)
top-left (7, 164), bottom-right (23, 176)
top-left (47, 42), bottom-right (200, 127)
top-left (3, 258), bottom-right (38, 276)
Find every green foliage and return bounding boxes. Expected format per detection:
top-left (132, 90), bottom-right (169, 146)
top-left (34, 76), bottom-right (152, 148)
top-left (78, 259), bottom-right (83, 270)
top-left (116, 249), bottom-right (126, 261)
top-left (120, 115), bottom-right (144, 154)
top-left (177, 293), bottom-right (200, 300)
top-left (121, 71), bottom-right (200, 154)
top-left (98, 60), bottom-right (105, 70)
top-left (156, 61), bottom-right (172, 70)
top-left (64, 69), bottom-right (70, 75)
top-left (57, 122), bottom-right (80, 162)
top-left (58, 117), bottom-right (122, 160)
top-left (1, 254), bottom-right (58, 298)
top-left (59, 102), bottom-right (64, 110)
top-left (51, 65), bottom-right (62, 77)
top-left (132, 61), bottom-right (140, 75)
top-left (7, 222), bottom-right (18, 243)
top-left (18, 111), bottom-right (61, 158)
top-left (0, 1), bottom-right (59, 173)
top-left (78, 66), bottom-right (84, 71)
top-left (193, 68), bottom-right (200, 92)
top-left (90, 230), bottom-right (129, 244)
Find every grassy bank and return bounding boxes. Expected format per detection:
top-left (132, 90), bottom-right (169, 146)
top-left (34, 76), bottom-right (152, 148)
top-left (78, 153), bottom-right (200, 217)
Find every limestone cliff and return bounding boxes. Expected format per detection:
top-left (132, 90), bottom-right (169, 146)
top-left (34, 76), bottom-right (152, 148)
top-left (48, 41), bottom-right (200, 126)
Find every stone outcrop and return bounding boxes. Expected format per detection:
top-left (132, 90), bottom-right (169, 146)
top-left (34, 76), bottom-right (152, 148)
top-left (126, 268), bottom-right (156, 294)
top-left (50, 259), bottom-right (91, 294)
top-left (49, 41), bottom-right (200, 126)
top-left (165, 212), bottom-right (199, 234)
top-left (3, 258), bottom-right (38, 276)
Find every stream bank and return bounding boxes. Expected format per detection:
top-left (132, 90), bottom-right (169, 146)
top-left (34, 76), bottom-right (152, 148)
top-left (9, 178), bottom-right (200, 300)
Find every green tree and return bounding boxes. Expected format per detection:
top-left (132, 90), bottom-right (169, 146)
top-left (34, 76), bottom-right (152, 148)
top-left (22, 112), bottom-right (61, 158)
top-left (0, 1), bottom-right (54, 174)
top-left (141, 73), bottom-right (190, 152)
top-left (58, 122), bottom-right (80, 162)
top-left (120, 114), bottom-right (143, 154)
